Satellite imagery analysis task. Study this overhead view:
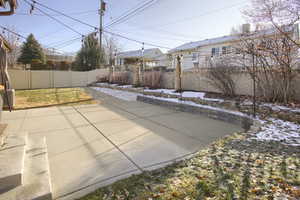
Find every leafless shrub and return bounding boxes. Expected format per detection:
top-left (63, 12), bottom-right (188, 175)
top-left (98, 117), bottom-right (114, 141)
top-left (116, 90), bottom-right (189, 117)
top-left (206, 57), bottom-right (237, 97)
top-left (235, 29), bottom-right (298, 103)
top-left (143, 71), bottom-right (162, 89)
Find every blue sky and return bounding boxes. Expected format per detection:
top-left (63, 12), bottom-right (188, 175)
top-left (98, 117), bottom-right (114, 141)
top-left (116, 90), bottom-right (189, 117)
top-left (1, 0), bottom-right (251, 54)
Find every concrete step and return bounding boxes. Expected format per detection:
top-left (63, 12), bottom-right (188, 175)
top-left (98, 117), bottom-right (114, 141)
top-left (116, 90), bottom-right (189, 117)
top-left (0, 132), bottom-right (27, 192)
top-left (0, 136), bottom-right (52, 200)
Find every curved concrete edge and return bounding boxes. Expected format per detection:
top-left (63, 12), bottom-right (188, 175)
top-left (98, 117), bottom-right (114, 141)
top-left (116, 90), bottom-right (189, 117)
top-left (137, 95), bottom-right (259, 132)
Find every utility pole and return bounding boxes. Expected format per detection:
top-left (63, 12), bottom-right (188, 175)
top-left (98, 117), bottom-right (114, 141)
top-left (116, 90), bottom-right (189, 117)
top-left (99, 0), bottom-right (106, 66)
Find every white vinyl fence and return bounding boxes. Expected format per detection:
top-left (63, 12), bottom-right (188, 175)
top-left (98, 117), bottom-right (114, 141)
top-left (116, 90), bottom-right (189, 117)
top-left (8, 69), bottom-right (109, 90)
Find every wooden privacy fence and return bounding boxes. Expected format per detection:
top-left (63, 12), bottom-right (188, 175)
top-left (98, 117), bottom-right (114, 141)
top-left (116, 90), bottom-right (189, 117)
top-left (8, 69), bottom-right (109, 90)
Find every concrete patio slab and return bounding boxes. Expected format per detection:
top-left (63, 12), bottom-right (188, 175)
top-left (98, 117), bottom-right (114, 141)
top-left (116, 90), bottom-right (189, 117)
top-left (122, 105), bottom-right (179, 118)
top-left (148, 112), bottom-right (243, 141)
top-left (31, 126), bottom-right (103, 158)
top-left (26, 107), bottom-right (62, 118)
top-left (80, 109), bottom-right (137, 124)
top-left (2, 89), bottom-right (243, 200)
top-left (49, 139), bottom-right (138, 199)
top-left (22, 115), bottom-right (72, 133)
top-left (1, 110), bottom-right (27, 121)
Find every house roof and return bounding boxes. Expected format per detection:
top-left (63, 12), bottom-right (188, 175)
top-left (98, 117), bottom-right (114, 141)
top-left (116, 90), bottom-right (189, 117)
top-left (117, 48), bottom-right (163, 60)
top-left (169, 35), bottom-right (240, 53)
top-left (169, 24), bottom-right (298, 53)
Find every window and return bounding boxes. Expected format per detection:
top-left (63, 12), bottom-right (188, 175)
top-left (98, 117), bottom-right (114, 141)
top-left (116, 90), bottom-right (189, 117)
top-left (222, 47), bottom-right (227, 54)
top-left (211, 48), bottom-right (216, 57)
top-left (192, 53), bottom-right (198, 61)
top-left (222, 46), bottom-right (232, 54)
top-left (211, 48), bottom-right (220, 57)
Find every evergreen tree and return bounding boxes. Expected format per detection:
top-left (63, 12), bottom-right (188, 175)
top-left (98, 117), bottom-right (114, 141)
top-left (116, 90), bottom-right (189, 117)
top-left (18, 34), bottom-right (45, 64)
top-left (74, 33), bottom-right (105, 71)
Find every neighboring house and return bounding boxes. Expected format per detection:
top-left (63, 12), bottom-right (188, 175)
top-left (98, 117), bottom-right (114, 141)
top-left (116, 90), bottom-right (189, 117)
top-left (169, 24), bottom-right (300, 71)
top-left (115, 48), bottom-right (165, 69)
top-left (44, 48), bottom-right (75, 63)
top-left (152, 54), bottom-right (172, 68)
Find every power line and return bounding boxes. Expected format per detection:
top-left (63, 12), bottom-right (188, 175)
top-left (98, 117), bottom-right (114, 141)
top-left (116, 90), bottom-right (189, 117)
top-left (15, 10), bottom-right (98, 17)
top-left (0, 25), bottom-right (27, 40)
top-left (104, 0), bottom-right (152, 27)
top-left (23, 0), bottom-right (84, 36)
top-left (55, 38), bottom-right (82, 50)
top-left (111, 29), bottom-right (191, 42)
top-left (28, 0), bottom-right (97, 30)
top-left (103, 30), bottom-right (171, 49)
top-left (0, 25), bottom-right (71, 53)
top-left (131, 1), bottom-right (248, 30)
top-left (105, 0), bottom-right (159, 28)
top-left (21, 0), bottom-right (177, 49)
top-left (50, 36), bottom-right (83, 48)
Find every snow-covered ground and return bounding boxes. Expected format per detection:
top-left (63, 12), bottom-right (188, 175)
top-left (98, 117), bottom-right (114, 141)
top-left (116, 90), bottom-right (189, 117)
top-left (142, 95), bottom-right (300, 147)
top-left (251, 118), bottom-right (300, 146)
top-left (91, 87), bottom-right (138, 101)
top-left (242, 100), bottom-right (300, 114)
top-left (144, 88), bottom-right (224, 102)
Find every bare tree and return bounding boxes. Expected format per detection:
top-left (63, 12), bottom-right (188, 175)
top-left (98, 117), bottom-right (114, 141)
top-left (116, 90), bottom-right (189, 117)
top-left (243, 0), bottom-right (300, 47)
top-left (234, 28), bottom-right (298, 103)
top-left (104, 35), bottom-right (121, 66)
top-left (2, 26), bottom-right (21, 68)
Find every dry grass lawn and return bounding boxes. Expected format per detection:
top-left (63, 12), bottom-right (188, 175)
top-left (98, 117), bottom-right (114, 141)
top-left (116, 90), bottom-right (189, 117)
top-left (13, 88), bottom-right (97, 109)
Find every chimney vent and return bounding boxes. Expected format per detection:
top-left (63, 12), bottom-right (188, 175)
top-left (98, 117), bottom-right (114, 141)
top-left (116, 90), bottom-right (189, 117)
top-left (242, 24), bottom-right (251, 34)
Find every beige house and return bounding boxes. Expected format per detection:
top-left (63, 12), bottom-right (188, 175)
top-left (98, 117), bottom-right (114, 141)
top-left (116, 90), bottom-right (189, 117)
top-left (44, 48), bottom-right (75, 63)
top-left (169, 24), bottom-right (300, 71)
top-left (115, 48), bottom-right (167, 69)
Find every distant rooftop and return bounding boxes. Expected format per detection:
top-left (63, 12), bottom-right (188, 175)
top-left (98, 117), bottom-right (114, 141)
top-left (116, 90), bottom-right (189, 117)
top-left (169, 24), bottom-right (298, 53)
top-left (118, 48), bottom-right (163, 59)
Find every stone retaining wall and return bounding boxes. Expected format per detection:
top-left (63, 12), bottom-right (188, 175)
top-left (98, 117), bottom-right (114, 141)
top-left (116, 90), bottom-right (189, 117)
top-left (137, 95), bottom-right (255, 131)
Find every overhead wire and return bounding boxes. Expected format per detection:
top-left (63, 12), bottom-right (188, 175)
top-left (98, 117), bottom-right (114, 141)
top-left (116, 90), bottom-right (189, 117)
top-left (15, 10), bottom-right (98, 17)
top-left (22, 0), bottom-right (174, 50)
top-left (21, 0), bottom-right (245, 52)
top-left (27, 0), bottom-right (97, 30)
top-left (23, 0), bottom-right (84, 36)
top-left (105, 0), bottom-right (158, 28)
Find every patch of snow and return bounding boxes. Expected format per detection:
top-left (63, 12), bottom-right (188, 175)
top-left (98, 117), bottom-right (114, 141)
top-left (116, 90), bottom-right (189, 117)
top-left (182, 91), bottom-right (205, 98)
top-left (263, 103), bottom-right (300, 113)
top-left (250, 118), bottom-right (300, 146)
top-left (91, 87), bottom-right (138, 101)
top-left (242, 101), bottom-right (300, 113)
top-left (144, 89), bottom-right (224, 102)
top-left (95, 82), bottom-right (109, 86)
top-left (144, 89), bottom-right (179, 96)
top-left (117, 85), bottom-right (133, 88)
